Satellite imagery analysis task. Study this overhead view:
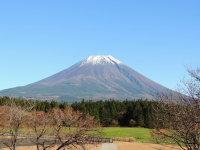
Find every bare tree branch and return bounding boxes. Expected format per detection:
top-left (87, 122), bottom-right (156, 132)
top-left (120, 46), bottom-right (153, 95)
top-left (152, 68), bottom-right (200, 150)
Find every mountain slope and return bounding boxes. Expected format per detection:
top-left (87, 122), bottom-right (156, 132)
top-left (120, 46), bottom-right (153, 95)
top-left (0, 55), bottom-right (169, 101)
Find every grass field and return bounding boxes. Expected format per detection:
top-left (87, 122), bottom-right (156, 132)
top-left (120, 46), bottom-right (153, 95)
top-left (102, 127), bottom-right (152, 143)
top-left (1, 127), bottom-right (152, 143)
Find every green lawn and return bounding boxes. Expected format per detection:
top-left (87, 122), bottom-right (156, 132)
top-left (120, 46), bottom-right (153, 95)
top-left (102, 127), bottom-right (152, 143)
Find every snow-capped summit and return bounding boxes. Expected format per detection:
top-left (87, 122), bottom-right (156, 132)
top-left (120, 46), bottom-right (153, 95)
top-left (80, 55), bottom-right (122, 66)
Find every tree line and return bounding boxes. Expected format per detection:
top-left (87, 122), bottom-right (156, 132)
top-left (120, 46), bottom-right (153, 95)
top-left (0, 96), bottom-right (68, 112)
top-left (71, 99), bottom-right (155, 128)
top-left (0, 96), bottom-right (156, 128)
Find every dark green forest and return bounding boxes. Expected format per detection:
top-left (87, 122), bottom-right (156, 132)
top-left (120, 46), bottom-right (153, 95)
top-left (0, 96), bottom-right (155, 128)
top-left (71, 99), bottom-right (154, 128)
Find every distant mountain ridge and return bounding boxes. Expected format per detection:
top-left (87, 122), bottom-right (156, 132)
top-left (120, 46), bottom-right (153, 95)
top-left (0, 55), bottom-right (169, 101)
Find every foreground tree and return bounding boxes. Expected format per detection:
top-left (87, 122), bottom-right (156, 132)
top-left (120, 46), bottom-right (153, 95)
top-left (50, 107), bottom-right (101, 150)
top-left (27, 111), bottom-right (55, 150)
top-left (153, 68), bottom-right (200, 150)
top-left (0, 101), bottom-right (33, 150)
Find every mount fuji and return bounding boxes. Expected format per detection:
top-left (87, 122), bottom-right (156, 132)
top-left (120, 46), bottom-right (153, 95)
top-left (0, 55), bottom-right (169, 101)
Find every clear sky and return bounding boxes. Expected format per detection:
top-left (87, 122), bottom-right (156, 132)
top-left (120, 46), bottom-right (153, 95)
top-left (0, 0), bottom-right (199, 91)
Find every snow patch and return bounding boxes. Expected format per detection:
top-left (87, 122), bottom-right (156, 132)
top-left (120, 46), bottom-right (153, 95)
top-left (80, 55), bottom-right (122, 66)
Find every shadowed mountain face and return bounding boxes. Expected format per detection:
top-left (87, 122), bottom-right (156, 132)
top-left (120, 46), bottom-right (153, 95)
top-left (0, 55), bottom-right (168, 101)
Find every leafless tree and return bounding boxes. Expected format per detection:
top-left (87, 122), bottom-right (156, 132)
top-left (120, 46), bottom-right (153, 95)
top-left (27, 110), bottom-right (56, 150)
top-left (50, 107), bottom-right (102, 150)
top-left (0, 100), bottom-right (33, 150)
top-left (0, 102), bottom-right (101, 150)
top-left (153, 68), bottom-right (200, 150)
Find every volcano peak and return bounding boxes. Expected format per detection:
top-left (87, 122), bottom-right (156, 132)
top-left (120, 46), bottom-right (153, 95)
top-left (80, 55), bottom-right (122, 66)
top-left (0, 55), bottom-right (169, 101)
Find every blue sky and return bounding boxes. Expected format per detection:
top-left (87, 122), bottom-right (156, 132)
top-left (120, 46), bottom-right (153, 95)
top-left (0, 0), bottom-right (199, 91)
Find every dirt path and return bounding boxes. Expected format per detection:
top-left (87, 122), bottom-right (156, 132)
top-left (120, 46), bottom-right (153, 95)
top-left (0, 138), bottom-right (182, 150)
top-left (1, 144), bottom-right (101, 150)
top-left (100, 143), bottom-right (117, 150)
top-left (115, 142), bottom-right (181, 150)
